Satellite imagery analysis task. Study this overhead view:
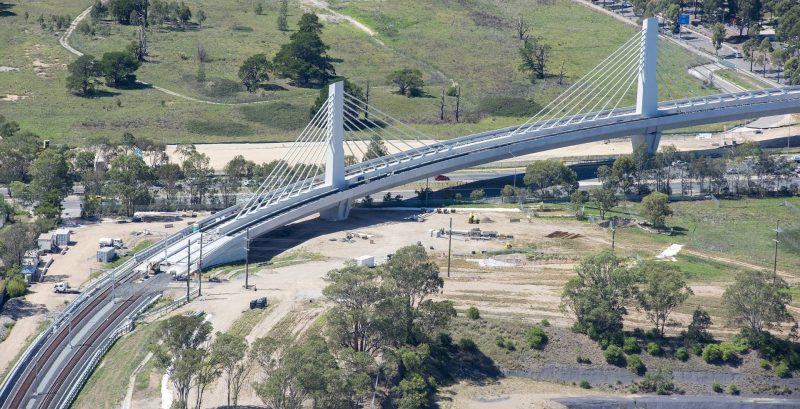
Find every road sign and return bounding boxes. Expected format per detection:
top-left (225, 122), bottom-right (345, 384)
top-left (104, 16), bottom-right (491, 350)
top-left (678, 14), bottom-right (690, 25)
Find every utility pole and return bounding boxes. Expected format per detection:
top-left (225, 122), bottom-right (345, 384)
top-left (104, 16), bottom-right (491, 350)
top-left (611, 218), bottom-right (617, 251)
top-left (186, 239), bottom-right (191, 302)
top-left (774, 220), bottom-right (781, 275)
top-left (198, 233), bottom-right (203, 297)
top-left (111, 268), bottom-right (116, 304)
top-left (245, 228), bottom-right (250, 289)
top-left (447, 217), bottom-right (453, 278)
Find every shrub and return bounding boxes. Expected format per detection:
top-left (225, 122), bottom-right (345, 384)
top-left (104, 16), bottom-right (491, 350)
top-left (459, 337), bottom-right (478, 352)
top-left (646, 342), bottom-right (662, 356)
top-left (495, 336), bottom-right (506, 348)
top-left (728, 383), bottom-right (740, 395)
top-left (623, 337), bottom-right (640, 354)
top-left (712, 382), bottom-right (723, 393)
top-left (578, 379), bottom-right (591, 389)
top-left (775, 361), bottom-right (791, 378)
top-left (466, 306), bottom-right (480, 320)
top-left (5, 275), bottom-right (27, 298)
top-left (638, 369), bottom-right (675, 395)
top-left (504, 339), bottom-right (516, 351)
top-left (540, 319), bottom-right (551, 327)
top-left (526, 325), bottom-right (548, 349)
top-left (691, 343), bottom-right (704, 356)
top-left (675, 347), bottom-right (689, 361)
top-left (719, 342), bottom-right (739, 364)
top-left (702, 344), bottom-right (723, 364)
top-left (604, 345), bottom-right (626, 367)
top-left (576, 355), bottom-right (592, 364)
top-left (627, 354), bottom-right (645, 375)
top-left (760, 359), bottom-right (771, 370)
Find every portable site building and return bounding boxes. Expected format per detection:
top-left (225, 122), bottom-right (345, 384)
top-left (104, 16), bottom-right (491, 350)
top-left (97, 246), bottom-right (116, 263)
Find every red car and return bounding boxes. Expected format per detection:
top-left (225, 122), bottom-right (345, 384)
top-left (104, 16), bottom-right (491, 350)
top-left (434, 175), bottom-right (450, 181)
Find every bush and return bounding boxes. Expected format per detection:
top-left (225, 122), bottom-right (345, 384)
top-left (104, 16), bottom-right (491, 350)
top-left (604, 345), bottom-right (626, 367)
top-left (5, 275), bottom-right (27, 298)
top-left (675, 347), bottom-right (689, 361)
top-left (627, 354), bottom-right (646, 375)
top-left (638, 369), bottom-right (675, 395)
top-left (760, 359), bottom-right (771, 370)
top-left (466, 306), bottom-right (480, 320)
top-left (728, 383), bottom-right (740, 395)
top-left (539, 319), bottom-right (550, 327)
top-left (775, 361), bottom-right (791, 378)
top-left (691, 343), bottom-right (704, 356)
top-left (576, 355), bottom-right (592, 364)
top-left (623, 337), bottom-right (640, 354)
top-left (578, 379), bottom-right (591, 389)
top-left (459, 337), bottom-right (478, 352)
top-left (702, 344), bottom-right (723, 364)
top-left (504, 339), bottom-right (516, 351)
top-left (526, 325), bottom-right (548, 349)
top-left (495, 336), bottom-right (506, 348)
top-left (646, 342), bottom-right (662, 356)
top-left (719, 342), bottom-right (739, 364)
top-left (712, 382), bottom-right (723, 393)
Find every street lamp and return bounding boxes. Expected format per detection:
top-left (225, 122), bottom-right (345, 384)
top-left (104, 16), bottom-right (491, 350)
top-left (773, 220), bottom-right (782, 275)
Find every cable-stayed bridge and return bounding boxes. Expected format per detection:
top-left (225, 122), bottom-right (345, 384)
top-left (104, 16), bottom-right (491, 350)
top-left (3, 17), bottom-right (800, 409)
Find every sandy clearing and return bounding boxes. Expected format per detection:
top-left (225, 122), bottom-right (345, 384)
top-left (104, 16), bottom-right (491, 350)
top-left (164, 124), bottom-right (795, 170)
top-left (0, 94), bottom-right (26, 102)
top-left (441, 377), bottom-right (609, 409)
top-left (0, 315), bottom-right (43, 377)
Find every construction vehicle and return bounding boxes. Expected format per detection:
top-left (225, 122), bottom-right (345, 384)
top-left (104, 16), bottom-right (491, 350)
top-left (98, 237), bottom-right (123, 248)
top-left (53, 282), bottom-right (71, 293)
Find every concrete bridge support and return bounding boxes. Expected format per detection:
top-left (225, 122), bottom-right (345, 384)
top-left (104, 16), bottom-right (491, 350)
top-left (321, 81), bottom-right (352, 221)
top-left (634, 17), bottom-right (662, 155)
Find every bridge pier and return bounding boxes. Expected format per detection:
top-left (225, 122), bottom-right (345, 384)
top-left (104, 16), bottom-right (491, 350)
top-left (320, 200), bottom-right (352, 221)
top-left (631, 130), bottom-right (661, 155)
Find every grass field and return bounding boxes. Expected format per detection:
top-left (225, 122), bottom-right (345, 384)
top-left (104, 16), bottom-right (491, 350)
top-left (73, 322), bottom-right (158, 409)
top-left (0, 0), bottom-right (717, 146)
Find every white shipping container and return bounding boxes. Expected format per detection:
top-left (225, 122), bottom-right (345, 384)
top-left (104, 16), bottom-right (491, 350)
top-left (97, 246), bottom-right (116, 263)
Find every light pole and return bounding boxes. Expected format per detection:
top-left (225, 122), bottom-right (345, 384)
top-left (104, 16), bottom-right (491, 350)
top-left (245, 228), bottom-right (251, 289)
top-left (611, 218), bottom-right (617, 251)
top-left (198, 233), bottom-right (203, 297)
top-left (186, 239), bottom-right (191, 302)
top-left (447, 217), bottom-right (453, 278)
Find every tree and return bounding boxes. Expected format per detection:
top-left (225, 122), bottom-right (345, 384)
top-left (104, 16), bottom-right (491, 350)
top-left (469, 189), bottom-right (485, 201)
top-left (107, 154), bottom-right (153, 216)
top-left (196, 8), bottom-right (206, 27)
top-left (501, 184), bottom-right (515, 198)
top-left (152, 314), bottom-right (213, 409)
top-left (771, 47), bottom-right (789, 83)
top-left (515, 15), bottom-right (529, 41)
top-left (519, 37), bottom-right (550, 82)
top-left (777, 5), bottom-right (800, 54)
top-left (363, 135), bottom-right (389, 162)
top-left (711, 23), bottom-right (725, 55)
top-left (561, 251), bottom-right (639, 340)
top-left (181, 147), bottom-right (213, 206)
top-left (157, 163), bottom-right (183, 207)
top-left (665, 4), bottom-right (680, 33)
top-left (0, 223), bottom-right (38, 267)
top-left (387, 68), bottom-right (424, 97)
top-left (66, 54), bottom-right (102, 96)
top-left (255, 2), bottom-right (263, 15)
top-left (272, 13), bottom-right (335, 87)
top-left (758, 38), bottom-right (773, 77)
top-left (277, 0), bottom-right (288, 31)
top-left (383, 245), bottom-right (444, 344)
top-left (743, 38), bottom-right (758, 71)
top-left (238, 54), bottom-right (271, 93)
top-left (735, 0), bottom-right (762, 36)
top-left (686, 307), bottom-right (713, 343)
top-left (785, 56), bottom-right (800, 85)
top-left (30, 149), bottom-right (70, 200)
top-left (127, 26), bottom-right (148, 61)
top-left (591, 186), bottom-right (618, 219)
top-left (523, 159), bottom-right (577, 197)
top-left (108, 0), bottom-right (148, 25)
top-left (640, 192), bottom-right (672, 229)
top-left (570, 190), bottom-right (588, 210)
top-left (636, 261), bottom-right (693, 337)
top-left (210, 332), bottom-right (249, 408)
top-left (100, 51), bottom-right (141, 87)
top-left (310, 78), bottom-right (365, 118)
top-left (723, 270), bottom-right (792, 335)
top-left (323, 263), bottom-right (388, 353)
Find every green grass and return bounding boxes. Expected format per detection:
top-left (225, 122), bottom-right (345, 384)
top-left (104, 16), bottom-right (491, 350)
top-left (715, 69), bottom-right (773, 91)
top-left (625, 197), bottom-right (800, 275)
top-left (73, 323), bottom-right (158, 409)
top-left (0, 0), bottom-right (713, 145)
top-left (673, 254), bottom-right (739, 281)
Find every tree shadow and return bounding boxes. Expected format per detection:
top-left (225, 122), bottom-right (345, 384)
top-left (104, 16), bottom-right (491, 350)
top-left (113, 81), bottom-right (153, 90)
top-left (0, 298), bottom-right (47, 320)
top-left (261, 83), bottom-right (287, 91)
top-left (91, 89), bottom-right (122, 98)
top-left (0, 3), bottom-right (17, 17)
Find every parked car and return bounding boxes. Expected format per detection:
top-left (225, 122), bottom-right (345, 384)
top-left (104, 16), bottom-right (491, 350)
top-left (434, 175), bottom-right (450, 181)
top-left (250, 297), bottom-right (268, 309)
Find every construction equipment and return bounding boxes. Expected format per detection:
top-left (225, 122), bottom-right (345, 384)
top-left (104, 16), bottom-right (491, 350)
top-left (505, 242), bottom-right (513, 249)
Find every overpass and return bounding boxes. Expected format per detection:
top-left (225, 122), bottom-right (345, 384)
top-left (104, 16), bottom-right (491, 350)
top-left (3, 17), bottom-right (800, 409)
